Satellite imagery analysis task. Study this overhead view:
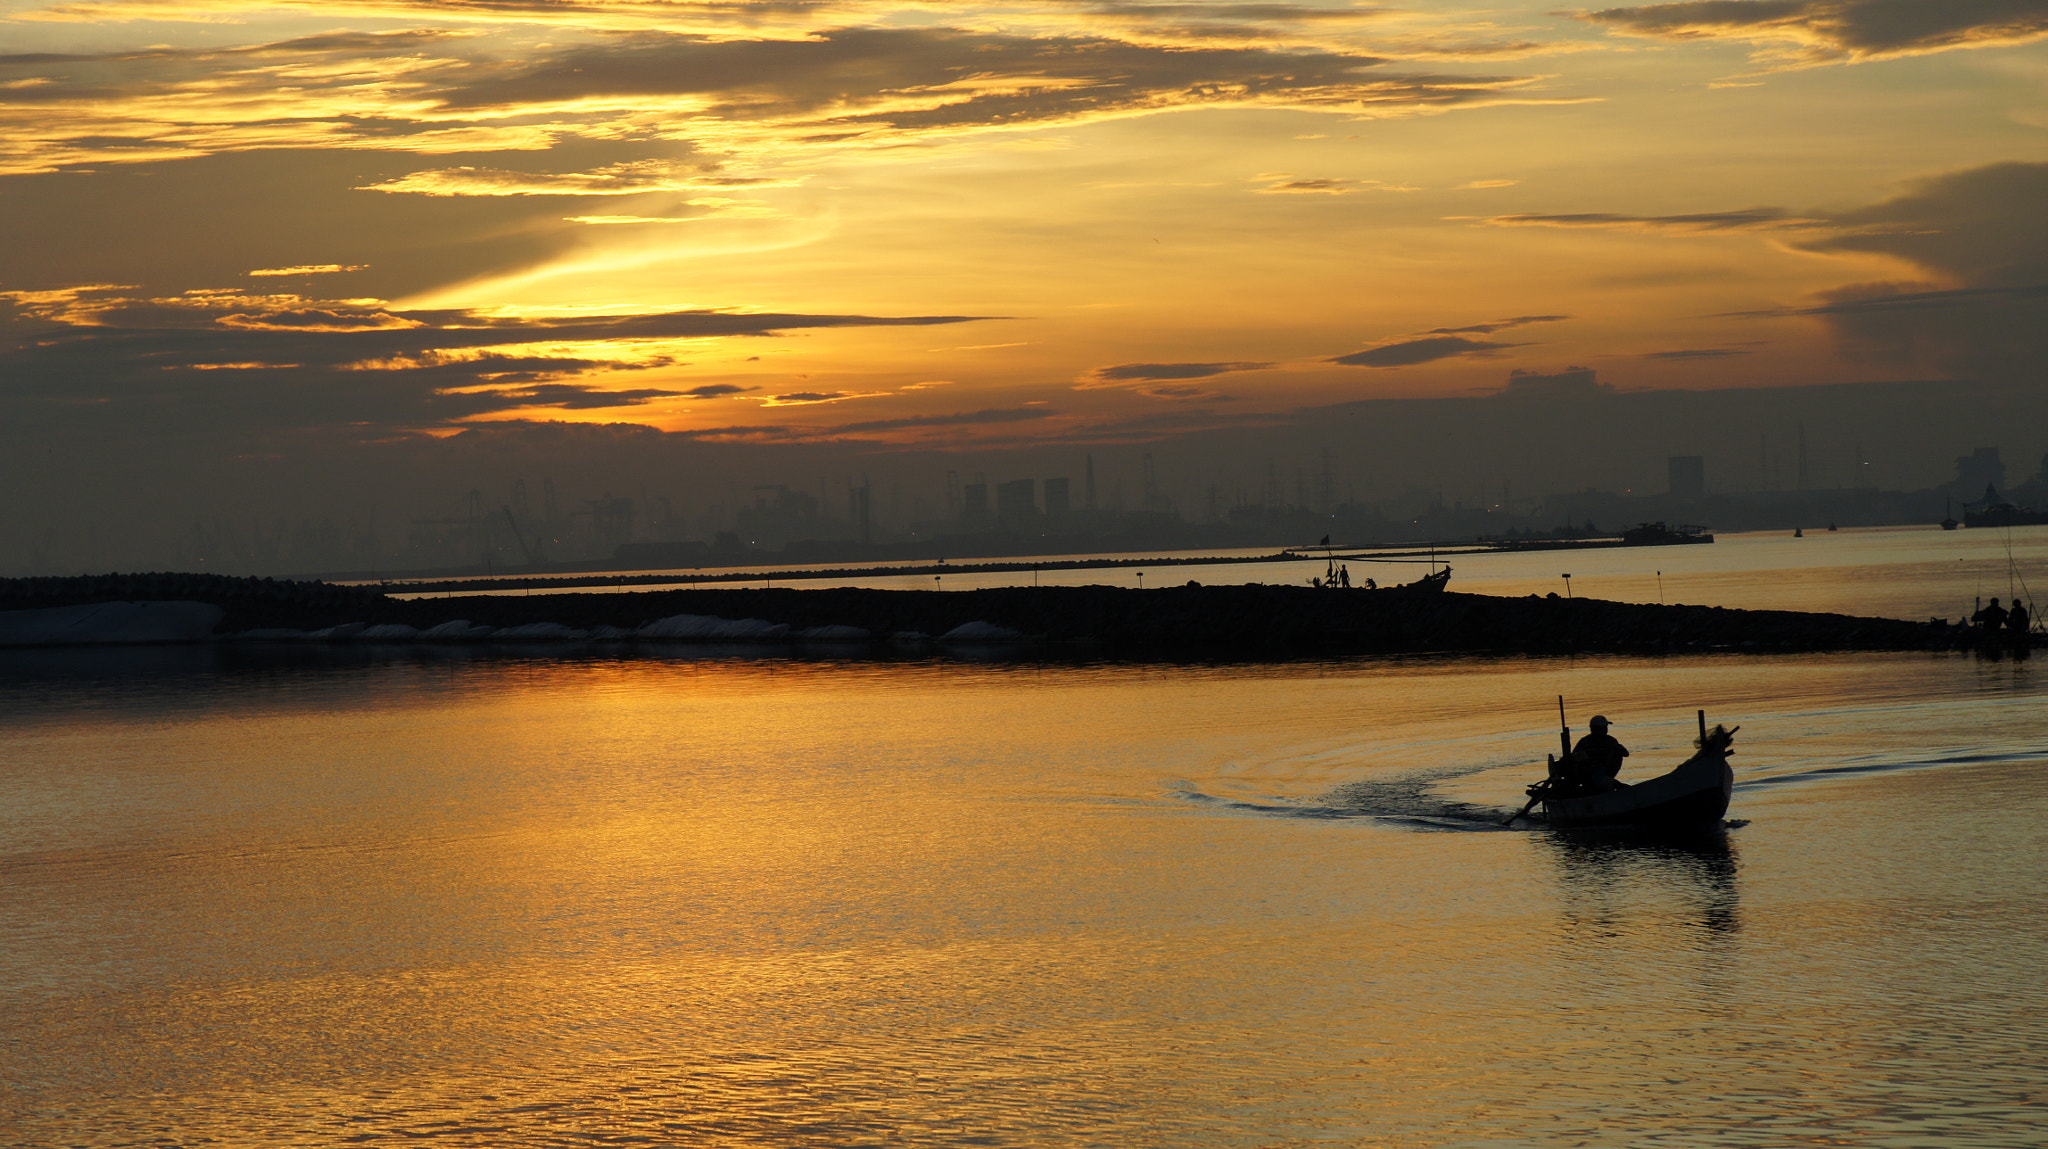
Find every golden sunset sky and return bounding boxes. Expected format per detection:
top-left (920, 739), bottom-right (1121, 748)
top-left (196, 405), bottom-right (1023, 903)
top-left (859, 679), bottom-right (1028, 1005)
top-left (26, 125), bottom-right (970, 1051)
top-left (4, 0), bottom-right (2047, 568)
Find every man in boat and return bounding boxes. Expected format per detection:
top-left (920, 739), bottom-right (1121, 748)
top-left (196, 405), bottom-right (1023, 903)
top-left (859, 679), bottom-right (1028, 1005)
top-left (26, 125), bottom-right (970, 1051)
top-left (1974, 597), bottom-right (2009, 633)
top-left (1568, 715), bottom-right (1630, 792)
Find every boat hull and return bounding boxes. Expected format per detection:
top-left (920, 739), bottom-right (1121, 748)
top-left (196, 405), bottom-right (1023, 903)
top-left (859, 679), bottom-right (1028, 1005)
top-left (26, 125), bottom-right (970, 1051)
top-left (1541, 744), bottom-right (1733, 829)
top-left (1965, 508), bottom-right (2048, 528)
top-left (1390, 567), bottom-right (1451, 592)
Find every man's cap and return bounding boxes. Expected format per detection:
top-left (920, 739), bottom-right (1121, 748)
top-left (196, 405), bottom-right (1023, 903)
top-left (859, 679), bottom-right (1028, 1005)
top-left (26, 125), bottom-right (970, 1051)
top-left (1589, 715), bottom-right (1611, 728)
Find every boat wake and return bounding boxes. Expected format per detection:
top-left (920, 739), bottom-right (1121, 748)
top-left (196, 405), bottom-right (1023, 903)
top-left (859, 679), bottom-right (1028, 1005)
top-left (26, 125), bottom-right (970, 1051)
top-left (1738, 745), bottom-right (2047, 790)
top-left (1168, 763), bottom-right (1517, 832)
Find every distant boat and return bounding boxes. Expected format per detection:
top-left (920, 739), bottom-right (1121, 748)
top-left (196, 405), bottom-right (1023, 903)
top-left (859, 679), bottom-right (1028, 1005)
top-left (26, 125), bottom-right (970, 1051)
top-left (1827, 522), bottom-right (1838, 532)
top-left (1941, 499), bottom-right (1959, 530)
top-left (1794, 527), bottom-right (1804, 537)
top-left (1516, 716), bottom-right (1738, 831)
top-left (1966, 506), bottom-right (2048, 527)
top-left (1963, 484), bottom-right (2048, 528)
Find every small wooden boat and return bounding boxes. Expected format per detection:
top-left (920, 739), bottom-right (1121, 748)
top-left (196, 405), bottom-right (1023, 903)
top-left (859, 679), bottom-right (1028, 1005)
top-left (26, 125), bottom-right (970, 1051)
top-left (1390, 566), bottom-right (1451, 592)
top-left (1508, 712), bottom-right (1737, 830)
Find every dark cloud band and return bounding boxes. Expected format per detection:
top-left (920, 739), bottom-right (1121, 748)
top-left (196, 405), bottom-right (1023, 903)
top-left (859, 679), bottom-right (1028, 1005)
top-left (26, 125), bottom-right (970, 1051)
top-left (1330, 315), bottom-right (1567, 368)
top-left (0, 288), bottom-right (991, 430)
top-left (1331, 335), bottom-right (1521, 367)
top-left (1483, 209), bottom-right (1809, 231)
top-left (1085, 361), bottom-right (1274, 382)
top-left (1580, 0), bottom-right (2048, 64)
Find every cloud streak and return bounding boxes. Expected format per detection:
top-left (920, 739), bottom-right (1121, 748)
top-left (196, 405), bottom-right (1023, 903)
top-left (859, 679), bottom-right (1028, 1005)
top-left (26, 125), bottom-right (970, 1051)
top-left (1078, 360), bottom-right (1274, 387)
top-left (1256, 175), bottom-right (1417, 194)
top-left (425, 27), bottom-right (1545, 134)
top-left (1643, 347), bottom-right (1752, 359)
top-left (1480, 208), bottom-right (1815, 231)
top-left (0, 285), bottom-right (990, 431)
top-left (1423, 315), bottom-right (1569, 335)
top-left (1578, 0), bottom-right (2048, 67)
top-left (1330, 315), bottom-right (1568, 368)
top-left (668, 405), bottom-right (1059, 443)
top-left (248, 264), bottom-right (370, 277)
top-left (0, 14), bottom-right (1547, 177)
top-left (1331, 334), bottom-right (1523, 367)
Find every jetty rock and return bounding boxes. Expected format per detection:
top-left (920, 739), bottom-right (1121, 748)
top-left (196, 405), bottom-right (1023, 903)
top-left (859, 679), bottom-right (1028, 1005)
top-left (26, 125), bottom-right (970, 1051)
top-left (418, 620), bottom-right (495, 640)
top-left (494, 622), bottom-right (590, 640)
top-left (0, 574), bottom-right (1988, 656)
top-left (797, 625), bottom-right (871, 641)
top-left (941, 621), bottom-right (1028, 643)
top-left (0, 601), bottom-right (223, 646)
top-left (637, 614), bottom-right (790, 641)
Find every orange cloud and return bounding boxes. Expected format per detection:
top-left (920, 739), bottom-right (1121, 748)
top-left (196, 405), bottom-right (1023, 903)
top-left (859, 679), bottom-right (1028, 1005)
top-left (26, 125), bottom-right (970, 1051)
top-left (248, 264), bottom-right (370, 276)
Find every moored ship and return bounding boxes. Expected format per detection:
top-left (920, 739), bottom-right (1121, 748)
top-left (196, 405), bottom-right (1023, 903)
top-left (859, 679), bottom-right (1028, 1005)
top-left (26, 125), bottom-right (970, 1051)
top-left (1619, 521), bottom-right (1713, 546)
top-left (1962, 484), bottom-right (2048, 528)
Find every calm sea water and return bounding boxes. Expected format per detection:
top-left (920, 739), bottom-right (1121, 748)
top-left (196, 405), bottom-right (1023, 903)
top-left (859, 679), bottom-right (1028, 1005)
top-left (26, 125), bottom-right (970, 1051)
top-left (6, 542), bottom-right (2048, 1147)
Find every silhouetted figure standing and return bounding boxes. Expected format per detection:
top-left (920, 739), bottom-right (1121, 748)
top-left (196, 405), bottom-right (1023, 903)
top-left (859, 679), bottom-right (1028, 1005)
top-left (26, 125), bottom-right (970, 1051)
top-left (1570, 715), bottom-right (1630, 792)
top-left (2008, 600), bottom-right (2030, 641)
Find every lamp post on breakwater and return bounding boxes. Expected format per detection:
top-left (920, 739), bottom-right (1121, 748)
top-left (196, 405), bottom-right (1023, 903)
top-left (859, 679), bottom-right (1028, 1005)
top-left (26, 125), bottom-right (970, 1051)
top-left (1562, 573), bottom-right (1572, 599)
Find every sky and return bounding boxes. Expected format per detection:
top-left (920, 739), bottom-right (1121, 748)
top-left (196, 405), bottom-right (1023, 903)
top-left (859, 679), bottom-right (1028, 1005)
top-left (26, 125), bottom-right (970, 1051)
top-left (4, 0), bottom-right (2048, 571)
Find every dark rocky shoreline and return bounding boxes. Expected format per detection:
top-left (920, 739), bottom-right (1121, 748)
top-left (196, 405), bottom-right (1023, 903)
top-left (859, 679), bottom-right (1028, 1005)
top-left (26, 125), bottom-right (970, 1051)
top-left (0, 572), bottom-right (2001, 655)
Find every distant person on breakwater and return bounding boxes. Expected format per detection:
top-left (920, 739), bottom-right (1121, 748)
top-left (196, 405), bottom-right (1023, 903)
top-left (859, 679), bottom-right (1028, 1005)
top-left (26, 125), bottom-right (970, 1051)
top-left (1974, 598), bottom-right (2010, 633)
top-left (1568, 716), bottom-right (1630, 792)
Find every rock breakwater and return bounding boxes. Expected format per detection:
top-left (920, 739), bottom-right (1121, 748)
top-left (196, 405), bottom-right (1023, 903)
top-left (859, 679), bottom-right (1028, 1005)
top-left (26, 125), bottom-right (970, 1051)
top-left (0, 574), bottom-right (1989, 655)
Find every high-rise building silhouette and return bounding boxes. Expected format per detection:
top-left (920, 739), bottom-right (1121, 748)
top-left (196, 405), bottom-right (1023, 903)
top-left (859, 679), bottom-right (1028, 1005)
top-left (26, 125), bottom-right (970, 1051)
top-left (1044, 477), bottom-right (1071, 519)
top-left (995, 479), bottom-right (1036, 529)
top-left (962, 479), bottom-right (989, 526)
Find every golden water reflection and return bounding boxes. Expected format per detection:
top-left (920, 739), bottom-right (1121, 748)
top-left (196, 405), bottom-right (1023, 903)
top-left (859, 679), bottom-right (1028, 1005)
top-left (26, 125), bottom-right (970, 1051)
top-left (1, 649), bottom-right (2045, 1146)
